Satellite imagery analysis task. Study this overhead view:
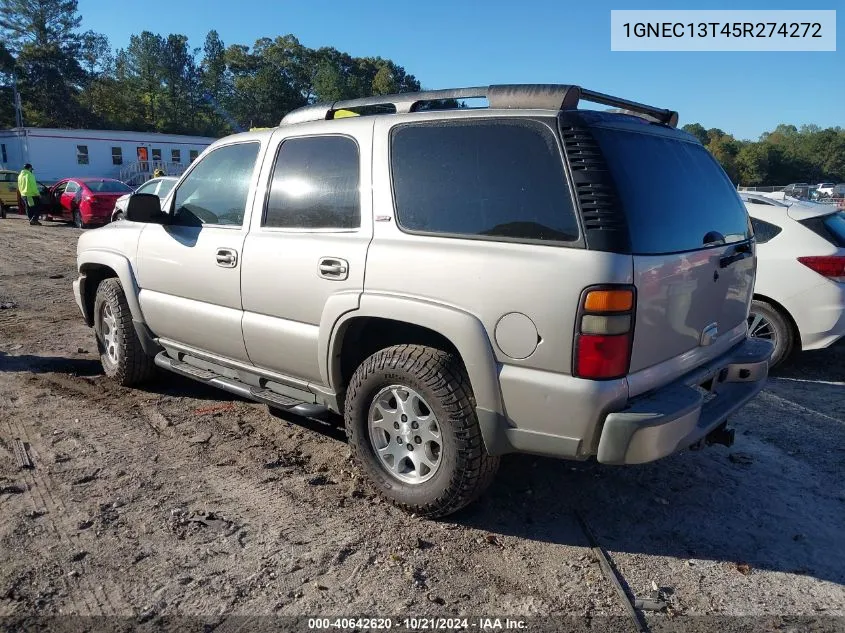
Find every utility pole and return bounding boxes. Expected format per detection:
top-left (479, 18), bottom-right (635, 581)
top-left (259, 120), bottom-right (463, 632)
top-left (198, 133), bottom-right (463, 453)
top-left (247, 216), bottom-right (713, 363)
top-left (12, 71), bottom-right (23, 129)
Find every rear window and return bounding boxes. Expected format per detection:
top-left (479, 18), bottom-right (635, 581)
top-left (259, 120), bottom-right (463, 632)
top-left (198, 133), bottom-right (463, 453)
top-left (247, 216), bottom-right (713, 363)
top-left (391, 119), bottom-right (579, 244)
top-left (590, 126), bottom-right (752, 254)
top-left (801, 211), bottom-right (845, 247)
top-left (87, 180), bottom-right (132, 193)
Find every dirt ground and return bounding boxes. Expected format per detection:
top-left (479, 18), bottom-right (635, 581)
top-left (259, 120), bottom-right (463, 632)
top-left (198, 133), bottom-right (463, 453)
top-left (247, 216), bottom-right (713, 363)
top-left (1, 213), bottom-right (844, 631)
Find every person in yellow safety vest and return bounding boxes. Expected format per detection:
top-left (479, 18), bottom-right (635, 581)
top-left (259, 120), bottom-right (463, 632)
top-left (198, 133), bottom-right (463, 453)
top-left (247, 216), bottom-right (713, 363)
top-left (153, 168), bottom-right (165, 178)
top-left (17, 163), bottom-right (42, 226)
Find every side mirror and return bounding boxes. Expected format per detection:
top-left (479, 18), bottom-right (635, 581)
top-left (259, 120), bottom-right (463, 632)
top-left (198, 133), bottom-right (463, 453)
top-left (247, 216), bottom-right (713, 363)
top-left (125, 193), bottom-right (168, 224)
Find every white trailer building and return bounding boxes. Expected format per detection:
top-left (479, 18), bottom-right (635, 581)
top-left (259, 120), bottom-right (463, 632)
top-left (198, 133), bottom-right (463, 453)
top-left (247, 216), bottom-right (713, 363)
top-left (0, 128), bottom-right (217, 185)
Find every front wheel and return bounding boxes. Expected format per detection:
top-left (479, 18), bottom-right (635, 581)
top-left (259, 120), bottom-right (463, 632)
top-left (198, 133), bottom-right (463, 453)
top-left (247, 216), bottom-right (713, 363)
top-left (93, 278), bottom-right (156, 386)
top-left (748, 300), bottom-right (794, 368)
top-left (345, 344), bottom-right (499, 518)
top-left (0, 205), bottom-right (7, 219)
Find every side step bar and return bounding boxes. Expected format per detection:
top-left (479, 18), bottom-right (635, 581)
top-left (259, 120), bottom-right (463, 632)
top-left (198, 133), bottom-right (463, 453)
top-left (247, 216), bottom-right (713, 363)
top-left (154, 352), bottom-right (329, 418)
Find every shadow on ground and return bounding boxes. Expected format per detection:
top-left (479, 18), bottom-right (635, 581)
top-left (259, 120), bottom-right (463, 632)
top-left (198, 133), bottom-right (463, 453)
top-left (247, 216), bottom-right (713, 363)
top-left (3, 341), bottom-right (843, 589)
top-left (772, 338), bottom-right (845, 382)
top-left (0, 352), bottom-right (102, 376)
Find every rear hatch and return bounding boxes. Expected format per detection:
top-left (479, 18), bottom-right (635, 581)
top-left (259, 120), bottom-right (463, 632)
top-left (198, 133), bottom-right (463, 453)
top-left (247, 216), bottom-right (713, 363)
top-left (585, 119), bottom-right (755, 375)
top-left (88, 194), bottom-right (124, 217)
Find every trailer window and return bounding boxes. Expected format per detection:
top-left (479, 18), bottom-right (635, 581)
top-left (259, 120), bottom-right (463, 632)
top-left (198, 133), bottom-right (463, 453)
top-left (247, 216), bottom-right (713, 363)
top-left (171, 149), bottom-right (181, 164)
top-left (76, 145), bottom-right (89, 165)
top-left (189, 150), bottom-right (199, 163)
top-left (111, 147), bottom-right (122, 165)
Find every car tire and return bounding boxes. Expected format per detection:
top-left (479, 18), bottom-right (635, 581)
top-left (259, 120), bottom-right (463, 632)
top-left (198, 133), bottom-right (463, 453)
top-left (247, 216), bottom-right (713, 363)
top-left (0, 205), bottom-right (7, 219)
top-left (344, 344), bottom-right (500, 518)
top-left (93, 278), bottom-right (156, 386)
top-left (748, 300), bottom-right (794, 368)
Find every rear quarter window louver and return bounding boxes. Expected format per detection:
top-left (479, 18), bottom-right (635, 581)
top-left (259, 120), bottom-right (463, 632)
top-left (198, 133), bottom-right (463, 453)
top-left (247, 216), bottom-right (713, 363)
top-left (559, 122), bottom-right (630, 253)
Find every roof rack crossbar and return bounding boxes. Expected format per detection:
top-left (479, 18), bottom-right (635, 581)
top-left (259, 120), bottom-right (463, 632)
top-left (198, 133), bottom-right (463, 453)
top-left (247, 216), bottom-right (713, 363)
top-left (279, 84), bottom-right (678, 127)
top-left (578, 88), bottom-right (679, 127)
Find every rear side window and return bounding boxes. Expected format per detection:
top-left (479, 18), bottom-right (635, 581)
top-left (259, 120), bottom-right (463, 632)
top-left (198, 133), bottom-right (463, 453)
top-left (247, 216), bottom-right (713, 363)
top-left (264, 136), bottom-right (360, 229)
top-left (591, 126), bottom-right (752, 254)
top-left (391, 119), bottom-right (579, 243)
top-left (800, 211), bottom-right (845, 247)
top-left (749, 218), bottom-right (782, 244)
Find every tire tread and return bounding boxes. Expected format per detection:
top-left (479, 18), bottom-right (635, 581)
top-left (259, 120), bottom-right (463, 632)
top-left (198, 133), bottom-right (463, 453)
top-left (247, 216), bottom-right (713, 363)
top-left (94, 278), bottom-right (155, 386)
top-left (345, 343), bottom-right (499, 518)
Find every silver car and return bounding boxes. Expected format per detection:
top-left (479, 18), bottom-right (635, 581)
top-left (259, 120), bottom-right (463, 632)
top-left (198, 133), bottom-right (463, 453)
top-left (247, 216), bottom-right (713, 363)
top-left (73, 84), bottom-right (773, 517)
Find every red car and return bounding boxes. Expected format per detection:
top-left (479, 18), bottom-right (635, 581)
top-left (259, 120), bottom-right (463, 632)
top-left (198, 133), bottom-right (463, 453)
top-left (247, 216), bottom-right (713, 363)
top-left (46, 178), bottom-right (134, 228)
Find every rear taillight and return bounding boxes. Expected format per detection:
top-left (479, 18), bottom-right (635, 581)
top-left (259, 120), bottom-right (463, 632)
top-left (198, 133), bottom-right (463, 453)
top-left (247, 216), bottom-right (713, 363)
top-left (574, 287), bottom-right (635, 380)
top-left (797, 256), bottom-right (845, 283)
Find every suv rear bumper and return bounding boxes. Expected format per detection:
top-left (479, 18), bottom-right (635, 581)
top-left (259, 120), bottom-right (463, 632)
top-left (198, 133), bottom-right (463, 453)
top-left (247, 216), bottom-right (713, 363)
top-left (596, 337), bottom-right (773, 465)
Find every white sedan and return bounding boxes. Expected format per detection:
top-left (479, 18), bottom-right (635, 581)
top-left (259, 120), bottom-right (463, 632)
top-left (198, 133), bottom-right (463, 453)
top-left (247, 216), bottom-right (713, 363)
top-left (742, 192), bottom-right (845, 366)
top-left (111, 176), bottom-right (178, 222)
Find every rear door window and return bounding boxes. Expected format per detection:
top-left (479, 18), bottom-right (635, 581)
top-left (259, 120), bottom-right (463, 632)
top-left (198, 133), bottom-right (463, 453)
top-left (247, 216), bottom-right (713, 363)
top-left (390, 119), bottom-right (579, 244)
top-left (749, 217), bottom-right (783, 244)
top-left (590, 126), bottom-right (752, 254)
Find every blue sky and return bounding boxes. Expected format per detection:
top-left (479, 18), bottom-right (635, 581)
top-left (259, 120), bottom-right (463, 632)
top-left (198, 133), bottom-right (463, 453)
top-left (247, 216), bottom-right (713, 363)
top-left (77, 0), bottom-right (842, 140)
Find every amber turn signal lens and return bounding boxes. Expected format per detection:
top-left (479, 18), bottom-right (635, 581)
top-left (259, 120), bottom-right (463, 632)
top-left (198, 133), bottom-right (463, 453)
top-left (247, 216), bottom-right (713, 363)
top-left (584, 289), bottom-right (633, 312)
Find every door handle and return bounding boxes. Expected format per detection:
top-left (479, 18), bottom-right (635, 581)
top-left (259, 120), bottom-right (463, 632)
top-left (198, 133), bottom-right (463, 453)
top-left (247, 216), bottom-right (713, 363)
top-left (318, 257), bottom-right (349, 280)
top-left (216, 248), bottom-right (238, 268)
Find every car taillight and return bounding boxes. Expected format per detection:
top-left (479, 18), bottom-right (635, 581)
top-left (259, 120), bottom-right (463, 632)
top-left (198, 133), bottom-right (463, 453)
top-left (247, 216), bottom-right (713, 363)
top-left (574, 287), bottom-right (635, 380)
top-left (797, 256), bottom-right (845, 283)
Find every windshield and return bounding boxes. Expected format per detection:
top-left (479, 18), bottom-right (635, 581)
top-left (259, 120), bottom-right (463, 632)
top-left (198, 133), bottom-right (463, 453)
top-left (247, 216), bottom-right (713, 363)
top-left (590, 125), bottom-right (752, 254)
top-left (158, 179), bottom-right (176, 198)
top-left (86, 180), bottom-right (133, 193)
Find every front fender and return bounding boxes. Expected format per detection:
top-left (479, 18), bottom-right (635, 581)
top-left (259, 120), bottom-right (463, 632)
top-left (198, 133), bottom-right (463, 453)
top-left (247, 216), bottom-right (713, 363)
top-left (77, 249), bottom-right (144, 324)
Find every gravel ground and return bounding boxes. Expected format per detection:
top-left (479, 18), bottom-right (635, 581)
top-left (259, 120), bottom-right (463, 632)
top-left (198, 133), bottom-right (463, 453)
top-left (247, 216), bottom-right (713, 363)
top-left (1, 214), bottom-right (844, 631)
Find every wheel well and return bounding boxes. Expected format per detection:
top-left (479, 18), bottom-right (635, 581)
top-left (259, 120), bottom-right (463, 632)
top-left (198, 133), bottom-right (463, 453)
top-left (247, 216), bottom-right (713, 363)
top-left (753, 293), bottom-right (801, 348)
top-left (338, 318), bottom-right (462, 389)
top-left (81, 264), bottom-right (118, 327)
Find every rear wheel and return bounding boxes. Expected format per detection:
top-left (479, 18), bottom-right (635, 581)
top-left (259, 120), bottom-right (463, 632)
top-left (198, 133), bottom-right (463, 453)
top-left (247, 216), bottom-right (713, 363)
top-left (0, 204), bottom-right (7, 219)
top-left (345, 344), bottom-right (499, 518)
top-left (93, 278), bottom-right (156, 386)
top-left (748, 300), bottom-right (794, 368)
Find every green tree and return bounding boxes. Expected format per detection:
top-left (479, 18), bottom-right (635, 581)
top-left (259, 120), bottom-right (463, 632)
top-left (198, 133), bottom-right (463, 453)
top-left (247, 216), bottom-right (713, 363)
top-left (0, 0), bottom-right (86, 126)
top-left (681, 122), bottom-right (708, 146)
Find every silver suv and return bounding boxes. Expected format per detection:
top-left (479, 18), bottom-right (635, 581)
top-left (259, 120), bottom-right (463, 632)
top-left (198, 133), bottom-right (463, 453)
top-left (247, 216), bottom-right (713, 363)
top-left (73, 84), bottom-right (773, 517)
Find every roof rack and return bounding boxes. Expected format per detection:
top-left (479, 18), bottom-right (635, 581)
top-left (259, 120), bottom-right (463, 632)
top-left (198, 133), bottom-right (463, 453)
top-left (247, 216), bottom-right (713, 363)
top-left (280, 84), bottom-right (679, 127)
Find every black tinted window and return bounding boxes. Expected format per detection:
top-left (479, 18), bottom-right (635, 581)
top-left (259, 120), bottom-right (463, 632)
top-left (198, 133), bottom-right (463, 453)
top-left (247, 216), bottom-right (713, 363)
top-left (801, 211), bottom-right (845, 247)
top-left (87, 180), bottom-right (132, 193)
top-left (172, 142), bottom-right (259, 227)
top-left (750, 217), bottom-right (782, 244)
top-left (391, 119), bottom-right (578, 243)
top-left (591, 126), bottom-right (752, 254)
top-left (264, 136), bottom-right (360, 229)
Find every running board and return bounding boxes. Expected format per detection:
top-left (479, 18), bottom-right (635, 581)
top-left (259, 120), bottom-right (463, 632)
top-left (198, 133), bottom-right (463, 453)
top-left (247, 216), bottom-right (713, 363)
top-left (154, 352), bottom-right (329, 417)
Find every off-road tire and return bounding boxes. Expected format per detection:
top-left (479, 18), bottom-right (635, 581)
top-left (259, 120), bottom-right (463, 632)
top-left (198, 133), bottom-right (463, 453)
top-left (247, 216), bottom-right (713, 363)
top-left (345, 344), bottom-right (499, 518)
top-left (0, 204), bottom-right (7, 219)
top-left (748, 299), bottom-right (794, 368)
top-left (93, 278), bottom-right (156, 386)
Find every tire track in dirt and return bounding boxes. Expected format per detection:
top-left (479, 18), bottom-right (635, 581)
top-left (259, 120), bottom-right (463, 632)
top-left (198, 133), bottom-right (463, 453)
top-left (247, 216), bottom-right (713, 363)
top-left (2, 372), bottom-right (166, 616)
top-left (2, 413), bottom-right (100, 616)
